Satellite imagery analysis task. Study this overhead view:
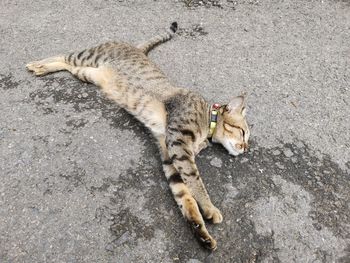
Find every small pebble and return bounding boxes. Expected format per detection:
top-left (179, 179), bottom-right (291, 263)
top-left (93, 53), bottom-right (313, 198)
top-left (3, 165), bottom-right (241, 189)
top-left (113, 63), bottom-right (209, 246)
top-left (210, 157), bottom-right (222, 168)
top-left (272, 150), bottom-right (281, 156)
top-left (276, 162), bottom-right (285, 170)
top-left (334, 201), bottom-right (342, 207)
top-left (240, 157), bottom-right (249, 163)
top-left (295, 141), bottom-right (304, 148)
top-left (317, 181), bottom-right (324, 187)
top-left (283, 148), bottom-right (294, 157)
top-left (313, 223), bottom-right (322, 231)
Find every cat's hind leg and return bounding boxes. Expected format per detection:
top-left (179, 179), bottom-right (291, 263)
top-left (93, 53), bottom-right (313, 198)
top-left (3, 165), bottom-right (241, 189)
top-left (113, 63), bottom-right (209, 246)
top-left (26, 41), bottom-right (116, 76)
top-left (26, 56), bottom-right (69, 76)
top-left (27, 55), bottom-right (113, 88)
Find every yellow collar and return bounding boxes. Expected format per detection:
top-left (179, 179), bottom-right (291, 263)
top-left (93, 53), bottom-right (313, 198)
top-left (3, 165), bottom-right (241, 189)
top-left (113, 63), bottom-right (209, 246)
top-left (208, 103), bottom-right (220, 138)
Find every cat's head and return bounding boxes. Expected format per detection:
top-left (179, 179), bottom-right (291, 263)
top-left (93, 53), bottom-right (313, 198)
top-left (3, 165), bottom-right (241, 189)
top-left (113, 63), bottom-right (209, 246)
top-left (211, 96), bottom-right (250, 156)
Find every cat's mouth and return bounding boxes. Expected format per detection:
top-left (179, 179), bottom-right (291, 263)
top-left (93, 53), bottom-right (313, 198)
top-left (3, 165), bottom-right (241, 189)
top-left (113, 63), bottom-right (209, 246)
top-left (219, 141), bottom-right (244, 156)
top-left (229, 149), bottom-right (241, 156)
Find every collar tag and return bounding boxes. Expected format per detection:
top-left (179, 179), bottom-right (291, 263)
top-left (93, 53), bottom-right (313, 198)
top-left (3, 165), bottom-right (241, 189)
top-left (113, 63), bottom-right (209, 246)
top-left (213, 103), bottom-right (221, 110)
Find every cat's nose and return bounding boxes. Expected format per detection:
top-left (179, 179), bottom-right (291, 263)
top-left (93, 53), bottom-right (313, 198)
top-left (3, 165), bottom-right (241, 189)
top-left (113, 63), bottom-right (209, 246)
top-left (236, 143), bottom-right (248, 152)
top-left (243, 142), bottom-right (248, 152)
top-left (235, 143), bottom-right (245, 151)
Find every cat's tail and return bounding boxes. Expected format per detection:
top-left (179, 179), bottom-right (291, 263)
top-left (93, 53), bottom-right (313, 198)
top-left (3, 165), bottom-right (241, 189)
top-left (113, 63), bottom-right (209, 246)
top-left (137, 22), bottom-right (178, 54)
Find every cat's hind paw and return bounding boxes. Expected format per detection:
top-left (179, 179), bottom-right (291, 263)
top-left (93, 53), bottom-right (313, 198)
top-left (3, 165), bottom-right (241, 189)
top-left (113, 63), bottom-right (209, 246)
top-left (26, 61), bottom-right (50, 76)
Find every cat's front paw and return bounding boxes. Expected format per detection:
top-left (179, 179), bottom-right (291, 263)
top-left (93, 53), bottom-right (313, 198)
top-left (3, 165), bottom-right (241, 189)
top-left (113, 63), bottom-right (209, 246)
top-left (195, 139), bottom-right (211, 155)
top-left (203, 206), bottom-right (223, 224)
top-left (190, 222), bottom-right (217, 250)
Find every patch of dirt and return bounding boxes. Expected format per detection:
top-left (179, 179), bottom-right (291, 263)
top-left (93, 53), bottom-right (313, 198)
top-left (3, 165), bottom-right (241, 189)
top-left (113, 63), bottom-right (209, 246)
top-left (179, 0), bottom-right (260, 9)
top-left (0, 74), bottom-right (19, 90)
top-left (28, 76), bottom-right (146, 135)
top-left (177, 24), bottom-right (209, 38)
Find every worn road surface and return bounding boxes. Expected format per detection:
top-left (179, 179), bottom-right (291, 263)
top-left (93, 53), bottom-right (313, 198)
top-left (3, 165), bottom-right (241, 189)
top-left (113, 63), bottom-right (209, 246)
top-left (1, 0), bottom-right (349, 262)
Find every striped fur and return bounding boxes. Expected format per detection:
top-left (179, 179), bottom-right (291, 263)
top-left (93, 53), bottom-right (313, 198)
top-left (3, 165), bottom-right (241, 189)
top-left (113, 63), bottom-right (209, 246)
top-left (26, 22), bottom-right (250, 250)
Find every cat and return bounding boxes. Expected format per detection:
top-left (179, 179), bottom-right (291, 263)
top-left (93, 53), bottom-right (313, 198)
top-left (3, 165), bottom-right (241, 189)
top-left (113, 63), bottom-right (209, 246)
top-left (26, 22), bottom-right (250, 250)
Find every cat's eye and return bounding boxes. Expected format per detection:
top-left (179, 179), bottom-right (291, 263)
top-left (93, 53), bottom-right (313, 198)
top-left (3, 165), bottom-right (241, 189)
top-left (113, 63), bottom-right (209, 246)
top-left (224, 122), bottom-right (245, 137)
top-left (224, 123), bottom-right (235, 132)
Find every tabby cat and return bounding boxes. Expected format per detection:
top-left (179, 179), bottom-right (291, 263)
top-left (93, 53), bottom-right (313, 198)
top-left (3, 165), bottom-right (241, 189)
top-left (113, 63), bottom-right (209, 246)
top-left (26, 22), bottom-right (250, 250)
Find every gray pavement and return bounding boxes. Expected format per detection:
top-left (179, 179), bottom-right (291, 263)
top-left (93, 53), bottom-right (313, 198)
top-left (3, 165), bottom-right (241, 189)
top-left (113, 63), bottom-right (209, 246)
top-left (1, 0), bottom-right (350, 262)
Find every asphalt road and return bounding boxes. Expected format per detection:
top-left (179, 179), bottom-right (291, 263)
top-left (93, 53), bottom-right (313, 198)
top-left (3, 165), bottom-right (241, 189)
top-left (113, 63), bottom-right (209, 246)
top-left (1, 0), bottom-right (349, 262)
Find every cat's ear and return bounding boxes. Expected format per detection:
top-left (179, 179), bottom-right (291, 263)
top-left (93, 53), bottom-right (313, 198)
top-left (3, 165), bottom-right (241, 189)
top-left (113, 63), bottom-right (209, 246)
top-left (226, 95), bottom-right (246, 114)
top-left (241, 106), bottom-right (247, 117)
